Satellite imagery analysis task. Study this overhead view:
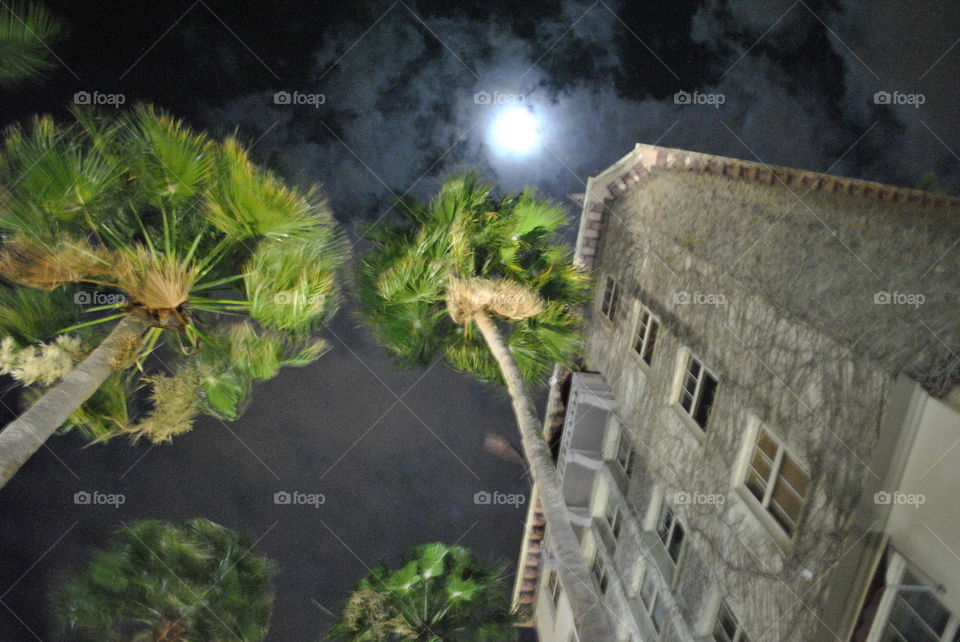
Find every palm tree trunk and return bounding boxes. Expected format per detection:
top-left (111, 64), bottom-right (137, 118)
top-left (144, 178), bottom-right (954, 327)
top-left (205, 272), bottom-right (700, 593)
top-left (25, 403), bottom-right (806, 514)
top-left (0, 313), bottom-right (148, 488)
top-left (472, 311), bottom-right (614, 641)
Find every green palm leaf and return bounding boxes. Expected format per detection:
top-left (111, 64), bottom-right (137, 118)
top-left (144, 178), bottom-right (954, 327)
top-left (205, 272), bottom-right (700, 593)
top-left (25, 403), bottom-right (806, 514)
top-left (0, 2), bottom-right (63, 86)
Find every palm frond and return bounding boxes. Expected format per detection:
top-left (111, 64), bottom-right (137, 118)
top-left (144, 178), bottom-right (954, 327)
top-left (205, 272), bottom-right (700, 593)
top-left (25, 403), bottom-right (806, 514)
top-left (0, 286), bottom-right (81, 344)
top-left (0, 2), bottom-right (63, 86)
top-left (0, 115), bottom-right (124, 240)
top-left (244, 231), bottom-right (346, 334)
top-left (203, 137), bottom-right (325, 239)
top-left (124, 104), bottom-right (215, 207)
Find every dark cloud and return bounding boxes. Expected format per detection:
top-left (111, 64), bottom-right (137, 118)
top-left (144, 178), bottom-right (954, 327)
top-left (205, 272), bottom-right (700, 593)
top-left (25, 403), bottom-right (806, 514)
top-left (201, 0), bottom-right (960, 225)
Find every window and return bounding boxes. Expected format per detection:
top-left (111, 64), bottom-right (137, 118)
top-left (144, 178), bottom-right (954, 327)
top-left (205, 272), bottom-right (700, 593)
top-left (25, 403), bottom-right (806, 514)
top-left (591, 552), bottom-right (609, 595)
top-left (656, 503), bottom-right (685, 565)
top-left (639, 568), bottom-right (667, 633)
top-left (617, 430), bottom-right (636, 477)
top-left (882, 571), bottom-right (956, 642)
top-left (606, 500), bottom-right (623, 540)
top-left (547, 570), bottom-right (562, 609)
top-left (744, 428), bottom-right (809, 537)
top-left (678, 353), bottom-right (718, 429)
top-left (601, 276), bottom-right (620, 321)
top-left (713, 600), bottom-right (751, 642)
top-left (633, 305), bottom-right (660, 365)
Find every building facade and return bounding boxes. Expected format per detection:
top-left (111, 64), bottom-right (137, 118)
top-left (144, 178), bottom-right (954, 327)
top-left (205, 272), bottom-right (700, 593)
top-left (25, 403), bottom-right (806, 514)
top-left (513, 144), bottom-right (960, 641)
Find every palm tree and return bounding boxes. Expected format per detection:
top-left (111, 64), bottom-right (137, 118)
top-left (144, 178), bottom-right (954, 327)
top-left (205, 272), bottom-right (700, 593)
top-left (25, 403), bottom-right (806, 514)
top-left (0, 2), bottom-right (63, 86)
top-left (54, 518), bottom-right (273, 641)
top-left (357, 174), bottom-right (613, 639)
top-left (0, 105), bottom-right (346, 486)
top-left (328, 542), bottom-right (516, 641)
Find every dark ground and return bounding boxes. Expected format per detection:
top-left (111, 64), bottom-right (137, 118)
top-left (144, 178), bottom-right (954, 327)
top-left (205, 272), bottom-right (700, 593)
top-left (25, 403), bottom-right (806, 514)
top-left (0, 304), bottom-right (539, 640)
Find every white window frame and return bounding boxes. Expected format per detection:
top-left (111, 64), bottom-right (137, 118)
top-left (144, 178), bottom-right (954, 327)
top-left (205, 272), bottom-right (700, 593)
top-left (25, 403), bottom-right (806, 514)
top-left (712, 599), bottom-right (751, 642)
top-left (606, 499), bottom-right (623, 540)
top-left (638, 565), bottom-right (668, 635)
top-left (591, 550), bottom-right (610, 595)
top-left (600, 275), bottom-right (620, 322)
top-left (867, 551), bottom-right (960, 642)
top-left (616, 429), bottom-right (636, 477)
top-left (675, 350), bottom-right (719, 431)
top-left (741, 427), bottom-right (809, 539)
top-left (633, 302), bottom-right (660, 366)
top-left (656, 502), bottom-right (685, 567)
top-left (547, 569), bottom-right (562, 610)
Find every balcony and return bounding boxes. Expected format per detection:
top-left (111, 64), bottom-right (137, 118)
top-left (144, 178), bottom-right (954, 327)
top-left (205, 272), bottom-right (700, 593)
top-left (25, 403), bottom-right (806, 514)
top-left (557, 373), bottom-right (616, 521)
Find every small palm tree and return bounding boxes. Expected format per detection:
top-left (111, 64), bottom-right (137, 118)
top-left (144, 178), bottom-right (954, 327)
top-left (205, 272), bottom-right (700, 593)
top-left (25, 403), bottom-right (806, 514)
top-left (0, 105), bottom-right (346, 486)
top-left (0, 2), bottom-right (63, 86)
top-left (328, 542), bottom-right (516, 641)
top-left (357, 174), bottom-right (613, 639)
top-left (54, 518), bottom-right (274, 641)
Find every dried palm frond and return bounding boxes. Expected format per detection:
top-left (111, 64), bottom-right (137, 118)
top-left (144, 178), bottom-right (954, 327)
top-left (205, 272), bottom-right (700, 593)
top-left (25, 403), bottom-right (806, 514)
top-left (121, 366), bottom-right (202, 443)
top-left (112, 246), bottom-right (199, 312)
top-left (0, 236), bottom-right (112, 290)
top-left (446, 276), bottom-right (544, 324)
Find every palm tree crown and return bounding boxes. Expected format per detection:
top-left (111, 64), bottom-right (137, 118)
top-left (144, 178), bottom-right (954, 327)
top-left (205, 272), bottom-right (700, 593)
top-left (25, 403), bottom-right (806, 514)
top-left (328, 542), bottom-right (517, 641)
top-left (54, 518), bottom-right (274, 641)
top-left (0, 104), bottom-right (346, 444)
top-left (357, 173), bottom-right (588, 386)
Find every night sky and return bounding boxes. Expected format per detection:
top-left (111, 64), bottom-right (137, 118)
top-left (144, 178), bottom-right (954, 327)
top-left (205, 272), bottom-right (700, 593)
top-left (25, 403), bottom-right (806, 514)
top-left (0, 0), bottom-right (959, 640)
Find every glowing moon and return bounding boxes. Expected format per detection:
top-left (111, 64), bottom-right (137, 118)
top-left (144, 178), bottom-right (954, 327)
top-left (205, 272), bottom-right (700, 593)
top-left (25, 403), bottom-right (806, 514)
top-left (489, 106), bottom-right (540, 156)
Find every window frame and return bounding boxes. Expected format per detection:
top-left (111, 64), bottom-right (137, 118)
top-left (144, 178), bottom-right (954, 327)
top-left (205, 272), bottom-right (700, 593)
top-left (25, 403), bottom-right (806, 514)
top-left (676, 351), bottom-right (719, 431)
top-left (742, 427), bottom-right (809, 539)
top-left (633, 302), bottom-right (661, 366)
top-left (600, 275), bottom-right (620, 322)
top-left (616, 429), bottom-right (636, 477)
top-left (606, 499), bottom-right (623, 540)
top-left (655, 502), bottom-right (686, 567)
top-left (712, 599), bottom-right (751, 642)
top-left (591, 550), bottom-right (610, 595)
top-left (638, 565), bottom-right (667, 634)
top-left (547, 569), bottom-right (562, 610)
top-left (866, 551), bottom-right (960, 642)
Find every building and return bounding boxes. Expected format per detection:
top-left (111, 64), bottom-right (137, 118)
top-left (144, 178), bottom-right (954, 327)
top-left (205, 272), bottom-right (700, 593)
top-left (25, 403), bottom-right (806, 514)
top-left (512, 144), bottom-right (960, 641)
